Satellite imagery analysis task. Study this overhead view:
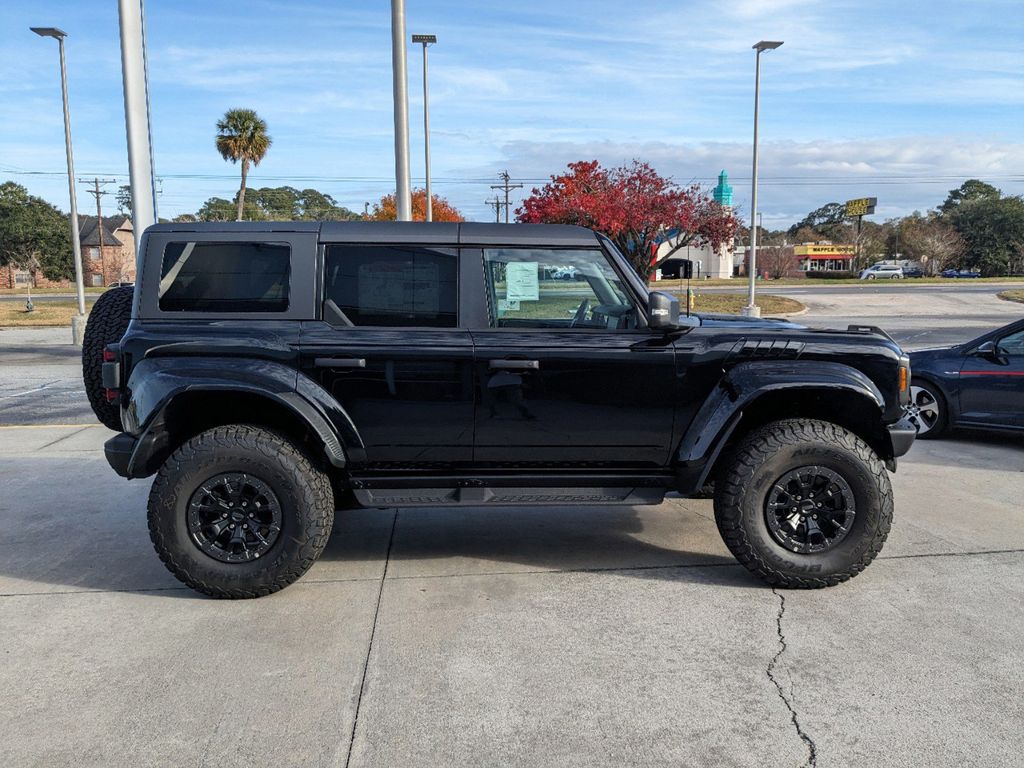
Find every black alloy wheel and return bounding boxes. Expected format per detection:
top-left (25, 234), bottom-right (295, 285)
top-left (765, 466), bottom-right (856, 554)
top-left (187, 473), bottom-right (283, 563)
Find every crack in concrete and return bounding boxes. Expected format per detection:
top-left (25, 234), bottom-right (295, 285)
top-left (767, 588), bottom-right (818, 768)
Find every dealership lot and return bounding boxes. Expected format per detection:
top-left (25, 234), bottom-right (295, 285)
top-left (1, 285), bottom-right (1022, 767)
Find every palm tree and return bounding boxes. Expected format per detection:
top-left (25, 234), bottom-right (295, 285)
top-left (215, 109), bottom-right (272, 221)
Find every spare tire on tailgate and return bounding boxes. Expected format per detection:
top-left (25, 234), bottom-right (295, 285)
top-left (82, 286), bottom-right (133, 431)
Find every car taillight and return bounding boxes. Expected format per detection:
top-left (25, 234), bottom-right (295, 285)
top-left (103, 347), bottom-right (116, 362)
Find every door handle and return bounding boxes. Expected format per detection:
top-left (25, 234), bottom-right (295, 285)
top-left (314, 357), bottom-right (366, 368)
top-left (489, 359), bottom-right (539, 370)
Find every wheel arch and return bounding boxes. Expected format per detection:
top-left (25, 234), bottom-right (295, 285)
top-left (121, 357), bottom-right (363, 478)
top-left (676, 361), bottom-right (893, 494)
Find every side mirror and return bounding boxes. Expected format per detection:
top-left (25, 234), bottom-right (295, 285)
top-left (974, 340), bottom-right (998, 358)
top-left (647, 291), bottom-right (680, 330)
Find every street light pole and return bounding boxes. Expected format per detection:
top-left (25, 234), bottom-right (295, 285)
top-left (391, 0), bottom-right (412, 221)
top-left (32, 27), bottom-right (87, 341)
top-left (412, 34), bottom-right (437, 222)
top-left (743, 40), bottom-right (782, 318)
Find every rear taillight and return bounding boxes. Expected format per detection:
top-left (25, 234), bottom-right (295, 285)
top-left (102, 345), bottom-right (122, 402)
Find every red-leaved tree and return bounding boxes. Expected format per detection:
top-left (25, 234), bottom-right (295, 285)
top-left (516, 160), bottom-right (737, 277)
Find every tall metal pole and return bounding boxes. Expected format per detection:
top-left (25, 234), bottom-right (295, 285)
top-left (118, 0), bottom-right (158, 257)
top-left (391, 0), bottom-right (412, 221)
top-left (744, 50), bottom-right (763, 317)
top-left (422, 41), bottom-right (432, 222)
top-left (56, 36), bottom-right (86, 320)
top-left (743, 41), bottom-right (782, 317)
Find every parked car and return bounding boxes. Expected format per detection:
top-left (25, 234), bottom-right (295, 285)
top-left (82, 221), bottom-right (915, 598)
top-left (859, 264), bottom-right (904, 280)
top-left (106, 281), bottom-right (135, 288)
top-left (906, 318), bottom-right (1024, 438)
top-left (940, 268), bottom-right (982, 279)
top-left (901, 266), bottom-right (925, 278)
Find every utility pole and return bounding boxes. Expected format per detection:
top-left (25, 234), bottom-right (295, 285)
top-left (485, 196), bottom-right (503, 223)
top-left (81, 177), bottom-right (117, 246)
top-left (490, 170), bottom-right (523, 224)
top-left (363, 202), bottom-right (370, 219)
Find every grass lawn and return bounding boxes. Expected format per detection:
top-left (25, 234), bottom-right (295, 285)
top-left (998, 290), bottom-right (1024, 304)
top-left (0, 286), bottom-right (107, 296)
top-left (0, 299), bottom-right (96, 327)
top-left (684, 293), bottom-right (805, 315)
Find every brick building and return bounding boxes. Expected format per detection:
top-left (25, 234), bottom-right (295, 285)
top-left (1, 215), bottom-right (135, 289)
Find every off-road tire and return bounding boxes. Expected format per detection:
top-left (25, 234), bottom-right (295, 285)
top-left (714, 418), bottom-right (893, 588)
top-left (81, 286), bottom-right (133, 430)
top-left (147, 425), bottom-right (335, 598)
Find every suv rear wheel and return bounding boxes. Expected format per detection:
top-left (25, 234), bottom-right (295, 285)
top-left (714, 419), bottom-right (892, 588)
top-left (147, 425), bottom-right (334, 598)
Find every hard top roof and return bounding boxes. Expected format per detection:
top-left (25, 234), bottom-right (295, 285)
top-left (145, 221), bottom-right (599, 247)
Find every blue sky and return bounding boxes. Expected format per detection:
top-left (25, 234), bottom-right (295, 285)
top-left (2, 0), bottom-right (1022, 227)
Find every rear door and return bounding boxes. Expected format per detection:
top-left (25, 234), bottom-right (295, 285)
top-left (299, 243), bottom-right (475, 465)
top-left (466, 245), bottom-right (678, 466)
top-left (958, 325), bottom-right (1024, 428)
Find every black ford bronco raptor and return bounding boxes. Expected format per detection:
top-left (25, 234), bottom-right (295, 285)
top-left (83, 221), bottom-right (916, 598)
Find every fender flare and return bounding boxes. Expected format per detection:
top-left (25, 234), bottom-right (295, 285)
top-left (675, 360), bottom-right (886, 491)
top-left (121, 357), bottom-right (365, 478)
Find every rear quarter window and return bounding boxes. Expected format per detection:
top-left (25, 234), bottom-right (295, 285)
top-left (158, 241), bottom-right (291, 312)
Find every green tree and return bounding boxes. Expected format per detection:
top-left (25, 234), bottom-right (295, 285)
top-left (215, 108), bottom-right (272, 221)
top-left (196, 196), bottom-right (261, 222)
top-left (948, 195), bottom-right (1024, 275)
top-left (0, 181), bottom-right (72, 281)
top-left (788, 202), bottom-right (851, 242)
top-left (116, 184), bottom-right (132, 216)
top-left (938, 179), bottom-right (1000, 214)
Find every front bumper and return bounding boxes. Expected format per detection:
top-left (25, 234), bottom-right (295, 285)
top-left (887, 417), bottom-right (917, 458)
top-left (104, 433), bottom-right (137, 478)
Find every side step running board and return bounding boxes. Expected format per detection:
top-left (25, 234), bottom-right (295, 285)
top-left (352, 486), bottom-right (666, 508)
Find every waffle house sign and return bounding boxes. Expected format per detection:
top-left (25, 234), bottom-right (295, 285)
top-left (845, 197), bottom-right (877, 217)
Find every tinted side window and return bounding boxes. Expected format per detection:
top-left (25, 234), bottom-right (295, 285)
top-left (323, 245), bottom-right (457, 327)
top-left (159, 241), bottom-right (290, 312)
top-left (482, 248), bottom-right (636, 329)
top-left (997, 329), bottom-right (1024, 356)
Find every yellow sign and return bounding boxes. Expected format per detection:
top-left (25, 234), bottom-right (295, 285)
top-left (845, 197), bottom-right (877, 217)
top-left (794, 244), bottom-right (855, 256)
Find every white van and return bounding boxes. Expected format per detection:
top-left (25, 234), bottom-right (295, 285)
top-left (859, 263), bottom-right (904, 280)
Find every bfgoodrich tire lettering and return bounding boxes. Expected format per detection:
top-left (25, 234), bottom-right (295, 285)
top-left (147, 425), bottom-right (334, 598)
top-left (714, 419), bottom-right (893, 588)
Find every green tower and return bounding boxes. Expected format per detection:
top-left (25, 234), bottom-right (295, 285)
top-left (712, 170), bottom-right (733, 207)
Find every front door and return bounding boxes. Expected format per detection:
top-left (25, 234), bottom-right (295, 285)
top-left (300, 243), bottom-right (474, 465)
top-left (958, 325), bottom-right (1024, 429)
top-left (468, 246), bottom-right (677, 466)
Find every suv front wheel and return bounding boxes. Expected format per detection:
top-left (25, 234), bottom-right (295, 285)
top-left (714, 419), bottom-right (893, 588)
top-left (147, 425), bottom-right (334, 598)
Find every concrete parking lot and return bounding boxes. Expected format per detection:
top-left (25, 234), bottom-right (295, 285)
top-left (1, 285), bottom-right (1022, 767)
